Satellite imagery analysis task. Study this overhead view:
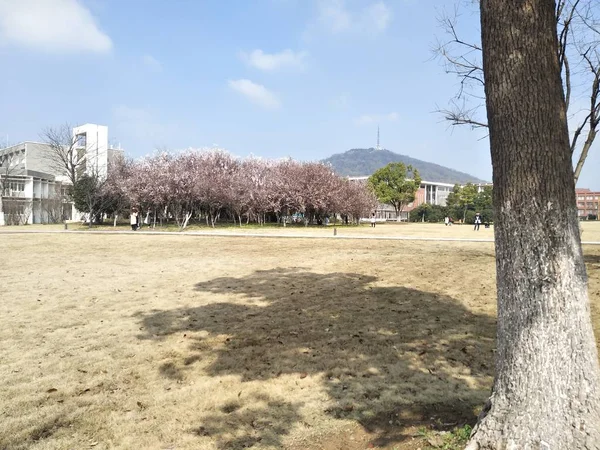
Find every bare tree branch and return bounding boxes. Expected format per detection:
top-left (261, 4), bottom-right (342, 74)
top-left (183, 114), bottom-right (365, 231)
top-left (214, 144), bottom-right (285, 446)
top-left (0, 144), bottom-right (24, 226)
top-left (435, 0), bottom-right (600, 184)
top-left (0, 147), bottom-right (18, 196)
top-left (573, 47), bottom-right (600, 182)
top-left (40, 123), bottom-right (88, 187)
top-left (557, 0), bottom-right (580, 110)
top-left (435, 102), bottom-right (489, 129)
top-left (432, 7), bottom-right (487, 128)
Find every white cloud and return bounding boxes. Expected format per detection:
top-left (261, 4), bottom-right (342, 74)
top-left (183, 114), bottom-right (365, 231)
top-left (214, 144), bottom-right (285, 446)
top-left (0, 0), bottom-right (112, 53)
top-left (313, 0), bottom-right (392, 35)
top-left (317, 0), bottom-right (351, 33)
top-left (142, 54), bottom-right (162, 71)
top-left (355, 112), bottom-right (399, 126)
top-left (228, 79), bottom-right (281, 110)
top-left (242, 49), bottom-right (308, 71)
top-left (365, 2), bottom-right (391, 32)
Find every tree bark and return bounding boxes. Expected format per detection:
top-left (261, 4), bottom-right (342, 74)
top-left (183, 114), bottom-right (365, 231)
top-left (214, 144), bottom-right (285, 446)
top-left (178, 211), bottom-right (191, 231)
top-left (468, 1), bottom-right (600, 448)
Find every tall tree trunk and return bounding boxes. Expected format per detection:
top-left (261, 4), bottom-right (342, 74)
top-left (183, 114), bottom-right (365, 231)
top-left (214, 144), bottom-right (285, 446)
top-left (179, 211), bottom-right (192, 231)
top-left (468, 1), bottom-right (600, 448)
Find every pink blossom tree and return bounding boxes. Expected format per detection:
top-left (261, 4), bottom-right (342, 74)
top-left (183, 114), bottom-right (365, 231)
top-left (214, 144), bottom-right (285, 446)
top-left (109, 149), bottom-right (371, 228)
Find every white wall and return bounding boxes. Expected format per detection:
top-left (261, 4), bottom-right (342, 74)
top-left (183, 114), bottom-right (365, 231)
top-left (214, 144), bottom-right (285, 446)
top-left (73, 124), bottom-right (109, 179)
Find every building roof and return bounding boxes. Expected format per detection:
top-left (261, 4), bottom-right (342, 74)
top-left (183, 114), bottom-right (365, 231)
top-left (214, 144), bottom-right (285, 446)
top-left (576, 188), bottom-right (600, 194)
top-left (348, 176), bottom-right (461, 188)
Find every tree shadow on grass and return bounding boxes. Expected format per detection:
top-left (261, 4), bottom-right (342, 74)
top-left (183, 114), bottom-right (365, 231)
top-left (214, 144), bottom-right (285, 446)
top-left (190, 392), bottom-right (304, 449)
top-left (1, 413), bottom-right (73, 450)
top-left (585, 253), bottom-right (600, 269)
top-left (136, 268), bottom-right (496, 449)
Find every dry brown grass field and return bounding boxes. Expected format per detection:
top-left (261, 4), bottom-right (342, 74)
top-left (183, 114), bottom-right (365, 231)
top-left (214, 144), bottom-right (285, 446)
top-left (1, 226), bottom-right (600, 450)
top-left (8, 219), bottom-right (600, 241)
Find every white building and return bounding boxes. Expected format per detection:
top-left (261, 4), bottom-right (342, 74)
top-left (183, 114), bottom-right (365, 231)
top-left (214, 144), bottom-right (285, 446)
top-left (421, 180), bottom-right (456, 206)
top-left (74, 124), bottom-right (111, 179)
top-left (0, 124), bottom-right (123, 225)
top-left (349, 176), bottom-right (456, 220)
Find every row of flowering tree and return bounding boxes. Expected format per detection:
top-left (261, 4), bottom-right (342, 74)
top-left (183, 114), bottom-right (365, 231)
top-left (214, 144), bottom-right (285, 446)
top-left (99, 149), bottom-right (377, 229)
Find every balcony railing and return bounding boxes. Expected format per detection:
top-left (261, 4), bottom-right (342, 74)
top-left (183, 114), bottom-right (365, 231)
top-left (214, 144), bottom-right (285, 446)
top-left (3, 190), bottom-right (26, 198)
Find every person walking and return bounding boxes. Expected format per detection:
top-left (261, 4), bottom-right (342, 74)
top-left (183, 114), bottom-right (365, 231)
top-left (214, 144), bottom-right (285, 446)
top-left (474, 212), bottom-right (482, 231)
top-left (370, 213), bottom-right (376, 228)
top-left (130, 208), bottom-right (138, 231)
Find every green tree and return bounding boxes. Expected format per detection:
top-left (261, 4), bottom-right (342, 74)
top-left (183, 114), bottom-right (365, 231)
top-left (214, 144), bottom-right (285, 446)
top-left (473, 185), bottom-right (493, 223)
top-left (409, 204), bottom-right (448, 223)
top-left (446, 183), bottom-right (480, 222)
top-left (368, 163), bottom-right (421, 222)
top-left (458, 183), bottom-right (478, 222)
top-left (72, 174), bottom-right (105, 228)
top-left (445, 184), bottom-right (462, 220)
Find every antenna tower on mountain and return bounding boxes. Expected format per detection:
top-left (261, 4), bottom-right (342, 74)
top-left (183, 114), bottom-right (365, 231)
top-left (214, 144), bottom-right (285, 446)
top-left (376, 126), bottom-right (380, 150)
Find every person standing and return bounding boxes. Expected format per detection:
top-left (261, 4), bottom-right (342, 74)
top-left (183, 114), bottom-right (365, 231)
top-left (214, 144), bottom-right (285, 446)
top-left (370, 213), bottom-right (376, 228)
top-left (130, 209), bottom-right (138, 231)
top-left (444, 216), bottom-right (449, 226)
top-left (474, 212), bottom-right (482, 231)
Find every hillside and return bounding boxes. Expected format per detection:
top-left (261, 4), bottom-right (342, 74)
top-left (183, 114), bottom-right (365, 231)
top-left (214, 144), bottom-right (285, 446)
top-left (322, 148), bottom-right (486, 184)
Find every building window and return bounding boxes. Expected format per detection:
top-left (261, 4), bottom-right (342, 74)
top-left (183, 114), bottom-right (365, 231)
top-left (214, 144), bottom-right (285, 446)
top-left (75, 133), bottom-right (87, 147)
top-left (9, 181), bottom-right (25, 192)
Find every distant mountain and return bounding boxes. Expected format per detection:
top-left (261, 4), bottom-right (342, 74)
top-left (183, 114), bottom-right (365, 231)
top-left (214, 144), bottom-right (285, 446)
top-left (322, 148), bottom-right (486, 184)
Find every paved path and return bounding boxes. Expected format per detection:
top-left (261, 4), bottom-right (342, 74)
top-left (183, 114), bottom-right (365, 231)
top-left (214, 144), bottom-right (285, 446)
top-left (2, 228), bottom-right (600, 245)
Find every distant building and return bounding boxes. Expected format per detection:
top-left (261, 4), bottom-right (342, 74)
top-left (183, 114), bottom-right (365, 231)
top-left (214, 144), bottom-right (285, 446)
top-left (0, 124), bottom-right (123, 225)
top-left (349, 176), bottom-right (456, 220)
top-left (73, 124), bottom-right (123, 180)
top-left (576, 188), bottom-right (600, 219)
top-left (475, 182), bottom-right (493, 193)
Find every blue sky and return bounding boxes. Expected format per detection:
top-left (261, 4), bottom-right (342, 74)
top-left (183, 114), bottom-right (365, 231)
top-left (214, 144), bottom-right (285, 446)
top-left (0, 0), bottom-right (598, 188)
